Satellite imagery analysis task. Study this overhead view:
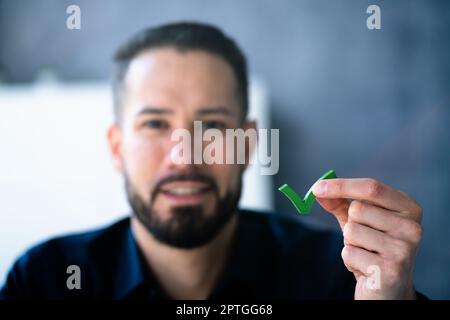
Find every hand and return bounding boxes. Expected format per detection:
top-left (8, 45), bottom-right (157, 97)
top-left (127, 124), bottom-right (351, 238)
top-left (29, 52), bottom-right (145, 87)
top-left (312, 178), bottom-right (423, 300)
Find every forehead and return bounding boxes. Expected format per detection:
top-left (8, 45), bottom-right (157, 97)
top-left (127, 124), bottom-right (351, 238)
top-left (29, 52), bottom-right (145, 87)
top-left (122, 47), bottom-right (240, 117)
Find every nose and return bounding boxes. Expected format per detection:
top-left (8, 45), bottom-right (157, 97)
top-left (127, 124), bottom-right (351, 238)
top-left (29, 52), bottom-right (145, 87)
top-left (164, 123), bottom-right (202, 170)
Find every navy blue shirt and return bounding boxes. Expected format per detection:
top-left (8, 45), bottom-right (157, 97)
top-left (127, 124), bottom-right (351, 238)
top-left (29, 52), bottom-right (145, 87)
top-left (0, 210), bottom-right (356, 299)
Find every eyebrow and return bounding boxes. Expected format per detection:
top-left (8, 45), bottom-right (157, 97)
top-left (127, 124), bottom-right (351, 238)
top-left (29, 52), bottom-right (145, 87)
top-left (195, 107), bottom-right (233, 117)
top-left (135, 106), bottom-right (233, 117)
top-left (135, 107), bottom-right (174, 116)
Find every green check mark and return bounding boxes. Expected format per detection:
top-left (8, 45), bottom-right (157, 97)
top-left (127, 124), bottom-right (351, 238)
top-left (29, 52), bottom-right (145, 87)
top-left (278, 169), bottom-right (337, 215)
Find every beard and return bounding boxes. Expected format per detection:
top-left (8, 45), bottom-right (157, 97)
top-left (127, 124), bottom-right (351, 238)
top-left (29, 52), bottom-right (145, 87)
top-left (125, 171), bottom-right (241, 249)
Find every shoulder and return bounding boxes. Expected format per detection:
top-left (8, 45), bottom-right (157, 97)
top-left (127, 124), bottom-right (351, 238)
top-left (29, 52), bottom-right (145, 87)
top-left (0, 217), bottom-right (130, 299)
top-left (22, 216), bottom-right (129, 265)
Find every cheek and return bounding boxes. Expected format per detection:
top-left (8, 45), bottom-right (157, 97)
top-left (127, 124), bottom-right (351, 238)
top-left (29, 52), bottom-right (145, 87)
top-left (123, 137), bottom-right (167, 189)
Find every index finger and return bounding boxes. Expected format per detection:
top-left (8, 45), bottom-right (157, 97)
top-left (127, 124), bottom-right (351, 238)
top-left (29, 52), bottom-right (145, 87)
top-left (312, 178), bottom-right (421, 218)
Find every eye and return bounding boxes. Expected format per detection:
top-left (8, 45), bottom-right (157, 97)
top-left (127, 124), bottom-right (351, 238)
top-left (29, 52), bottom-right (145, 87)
top-left (202, 120), bottom-right (226, 130)
top-left (142, 119), bottom-right (169, 130)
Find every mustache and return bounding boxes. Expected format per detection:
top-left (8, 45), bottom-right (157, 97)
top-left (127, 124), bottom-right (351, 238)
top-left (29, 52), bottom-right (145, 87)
top-left (152, 172), bottom-right (218, 194)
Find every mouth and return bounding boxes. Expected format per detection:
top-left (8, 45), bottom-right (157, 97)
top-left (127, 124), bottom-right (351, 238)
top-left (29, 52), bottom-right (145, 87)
top-left (158, 181), bottom-right (215, 205)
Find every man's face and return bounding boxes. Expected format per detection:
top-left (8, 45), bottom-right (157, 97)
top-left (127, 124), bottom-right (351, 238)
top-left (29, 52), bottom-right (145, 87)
top-left (108, 47), bottom-right (253, 248)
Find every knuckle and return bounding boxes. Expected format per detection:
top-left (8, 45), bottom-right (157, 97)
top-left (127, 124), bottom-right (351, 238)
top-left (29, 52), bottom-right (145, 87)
top-left (407, 220), bottom-right (423, 244)
top-left (391, 239), bottom-right (411, 263)
top-left (413, 201), bottom-right (423, 221)
top-left (400, 191), bottom-right (423, 221)
top-left (334, 179), bottom-right (344, 194)
top-left (365, 179), bottom-right (384, 198)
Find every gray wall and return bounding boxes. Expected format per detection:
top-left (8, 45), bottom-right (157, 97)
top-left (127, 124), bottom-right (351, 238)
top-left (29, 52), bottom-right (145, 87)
top-left (1, 0), bottom-right (449, 298)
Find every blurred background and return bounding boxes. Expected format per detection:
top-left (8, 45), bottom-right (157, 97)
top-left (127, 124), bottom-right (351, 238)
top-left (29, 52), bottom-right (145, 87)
top-left (0, 0), bottom-right (449, 299)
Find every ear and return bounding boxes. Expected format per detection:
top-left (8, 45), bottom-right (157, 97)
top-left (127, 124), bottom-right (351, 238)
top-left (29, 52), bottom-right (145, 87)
top-left (243, 120), bottom-right (257, 171)
top-left (107, 123), bottom-right (125, 174)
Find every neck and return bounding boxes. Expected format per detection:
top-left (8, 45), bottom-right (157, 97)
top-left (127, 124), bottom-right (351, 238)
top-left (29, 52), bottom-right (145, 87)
top-left (131, 213), bottom-right (238, 300)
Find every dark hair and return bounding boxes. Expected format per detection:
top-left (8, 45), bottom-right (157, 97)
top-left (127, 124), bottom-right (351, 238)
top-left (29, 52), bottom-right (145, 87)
top-left (112, 21), bottom-right (248, 122)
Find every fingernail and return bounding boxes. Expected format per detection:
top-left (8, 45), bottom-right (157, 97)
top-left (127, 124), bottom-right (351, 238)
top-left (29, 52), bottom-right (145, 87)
top-left (313, 180), bottom-right (327, 196)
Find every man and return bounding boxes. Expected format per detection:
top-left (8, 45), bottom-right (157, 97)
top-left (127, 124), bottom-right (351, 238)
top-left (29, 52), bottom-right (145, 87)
top-left (0, 22), bottom-right (424, 299)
